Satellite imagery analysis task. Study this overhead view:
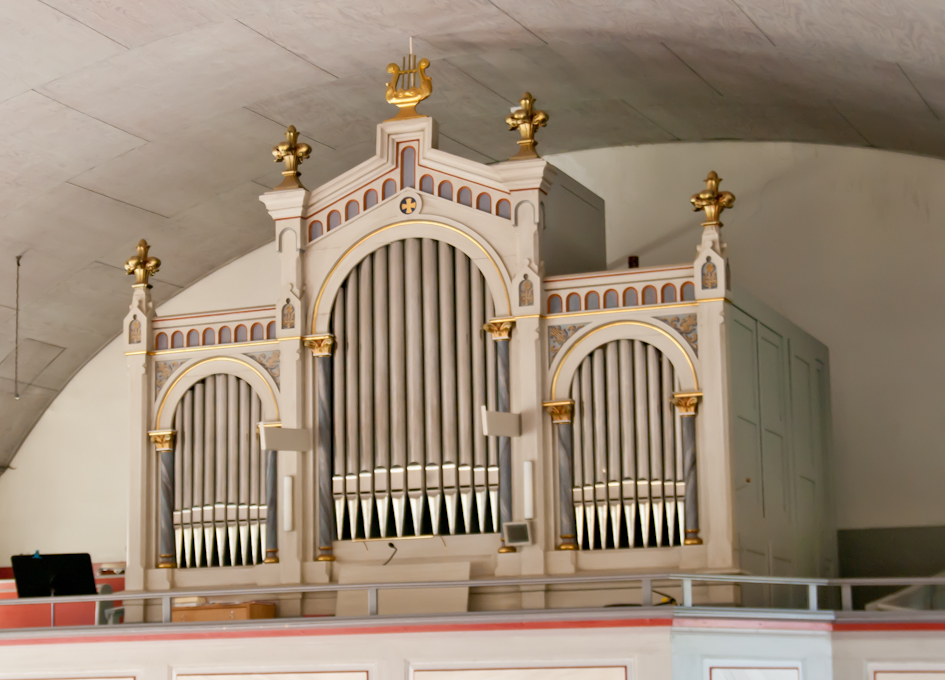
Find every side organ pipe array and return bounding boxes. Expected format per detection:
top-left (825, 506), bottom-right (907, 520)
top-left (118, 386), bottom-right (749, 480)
top-left (570, 340), bottom-right (685, 549)
top-left (170, 376), bottom-right (274, 567)
top-left (329, 239), bottom-right (500, 539)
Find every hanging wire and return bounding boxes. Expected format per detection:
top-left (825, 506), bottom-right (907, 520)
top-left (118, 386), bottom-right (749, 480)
top-left (14, 255), bottom-right (20, 400)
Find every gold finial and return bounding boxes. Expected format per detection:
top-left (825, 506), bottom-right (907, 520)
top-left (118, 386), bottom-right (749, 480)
top-left (690, 171), bottom-right (735, 227)
top-left (125, 239), bottom-right (161, 288)
top-left (272, 125), bottom-right (312, 191)
top-left (385, 52), bottom-right (432, 121)
top-left (506, 92), bottom-right (549, 161)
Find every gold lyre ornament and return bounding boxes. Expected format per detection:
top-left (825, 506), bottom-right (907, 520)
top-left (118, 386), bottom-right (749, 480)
top-left (125, 239), bottom-right (161, 288)
top-left (690, 171), bottom-right (735, 227)
top-left (272, 125), bottom-right (312, 191)
top-left (506, 92), bottom-right (549, 161)
top-left (385, 54), bottom-right (432, 121)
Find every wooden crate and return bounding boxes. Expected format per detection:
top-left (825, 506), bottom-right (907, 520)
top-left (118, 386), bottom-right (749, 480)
top-left (171, 602), bottom-right (276, 622)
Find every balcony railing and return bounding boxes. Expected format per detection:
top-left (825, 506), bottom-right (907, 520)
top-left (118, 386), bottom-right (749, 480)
top-left (4, 573), bottom-right (945, 631)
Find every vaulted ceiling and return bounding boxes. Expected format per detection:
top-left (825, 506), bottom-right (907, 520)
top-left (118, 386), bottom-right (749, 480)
top-left (2, 0), bottom-right (944, 470)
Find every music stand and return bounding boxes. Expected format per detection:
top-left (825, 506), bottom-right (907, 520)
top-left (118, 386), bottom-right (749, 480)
top-left (11, 553), bottom-right (97, 598)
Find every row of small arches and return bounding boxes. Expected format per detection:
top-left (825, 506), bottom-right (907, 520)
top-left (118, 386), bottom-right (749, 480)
top-left (548, 282), bottom-right (696, 314)
top-left (155, 322), bottom-right (276, 350)
top-left (308, 147), bottom-right (512, 242)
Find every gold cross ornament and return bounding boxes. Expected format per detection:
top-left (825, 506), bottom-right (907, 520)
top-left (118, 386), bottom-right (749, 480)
top-left (506, 92), bottom-right (549, 161)
top-left (400, 197), bottom-right (417, 214)
top-left (690, 171), bottom-right (736, 227)
top-left (125, 239), bottom-right (161, 288)
top-left (272, 125), bottom-right (312, 191)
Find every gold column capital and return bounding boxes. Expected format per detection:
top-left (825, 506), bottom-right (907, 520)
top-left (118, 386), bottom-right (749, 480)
top-left (543, 399), bottom-right (574, 424)
top-left (690, 171), bottom-right (735, 228)
top-left (125, 239), bottom-right (161, 288)
top-left (671, 392), bottom-right (702, 416)
top-left (304, 334), bottom-right (335, 356)
top-left (483, 318), bottom-right (515, 341)
top-left (148, 429), bottom-right (176, 452)
top-left (272, 125), bottom-right (312, 191)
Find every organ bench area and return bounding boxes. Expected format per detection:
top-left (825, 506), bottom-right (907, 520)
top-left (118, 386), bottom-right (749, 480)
top-left (123, 95), bottom-right (835, 620)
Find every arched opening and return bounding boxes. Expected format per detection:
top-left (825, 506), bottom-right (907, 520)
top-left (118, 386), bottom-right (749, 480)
top-left (585, 292), bottom-right (600, 310)
top-left (438, 181), bottom-right (453, 200)
top-left (364, 189), bottom-right (378, 209)
top-left (547, 294), bottom-right (562, 314)
top-left (251, 323), bottom-right (264, 341)
top-left (219, 326), bottom-right (232, 344)
top-left (328, 211), bottom-right (341, 230)
top-left (604, 290), bottom-right (618, 308)
top-left (156, 333), bottom-right (168, 350)
top-left (383, 179), bottom-right (396, 199)
top-left (171, 331), bottom-right (184, 349)
top-left (643, 286), bottom-right (657, 305)
top-left (203, 328), bottom-right (215, 345)
top-left (235, 325), bottom-right (248, 342)
top-left (401, 147), bottom-right (416, 188)
top-left (458, 187), bottom-right (472, 206)
top-left (623, 288), bottom-right (638, 306)
top-left (566, 293), bottom-right (581, 311)
top-left (420, 175), bottom-right (434, 194)
top-left (661, 284), bottom-right (677, 303)
top-left (267, 321), bottom-right (276, 339)
top-left (187, 329), bottom-right (199, 347)
top-left (309, 220), bottom-right (323, 241)
top-left (477, 193), bottom-right (491, 213)
top-left (496, 199), bottom-right (511, 219)
top-left (345, 200), bottom-right (359, 220)
top-left (681, 282), bottom-right (695, 301)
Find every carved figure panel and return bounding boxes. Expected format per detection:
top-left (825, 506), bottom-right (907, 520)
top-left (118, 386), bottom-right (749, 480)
top-left (702, 257), bottom-right (718, 290)
top-left (548, 323), bottom-right (587, 364)
top-left (281, 300), bottom-right (295, 329)
top-left (247, 351), bottom-right (281, 388)
top-left (155, 360), bottom-right (186, 395)
top-left (129, 316), bottom-right (141, 344)
top-left (656, 314), bottom-right (698, 355)
top-left (519, 274), bottom-right (534, 307)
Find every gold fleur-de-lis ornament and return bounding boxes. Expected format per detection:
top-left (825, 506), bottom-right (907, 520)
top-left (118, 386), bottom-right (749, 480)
top-left (272, 125), bottom-right (312, 190)
top-left (125, 239), bottom-right (161, 288)
top-left (506, 92), bottom-right (549, 160)
top-left (690, 171), bottom-right (736, 227)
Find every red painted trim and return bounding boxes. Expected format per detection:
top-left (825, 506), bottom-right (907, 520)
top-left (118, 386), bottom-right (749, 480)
top-left (834, 621), bottom-right (945, 632)
top-left (0, 617), bottom-right (671, 647)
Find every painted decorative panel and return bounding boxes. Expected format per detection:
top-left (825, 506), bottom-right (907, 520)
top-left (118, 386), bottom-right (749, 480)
top-left (246, 350), bottom-right (281, 388)
top-left (656, 314), bottom-right (698, 355)
top-left (548, 323), bottom-right (587, 363)
top-left (155, 360), bottom-right (187, 394)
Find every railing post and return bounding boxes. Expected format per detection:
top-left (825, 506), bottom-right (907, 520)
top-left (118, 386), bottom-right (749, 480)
top-left (682, 578), bottom-right (693, 607)
top-left (368, 587), bottom-right (378, 616)
top-left (162, 595), bottom-right (172, 623)
top-left (50, 601), bottom-right (55, 628)
top-left (841, 584), bottom-right (853, 611)
top-left (641, 578), bottom-right (652, 606)
top-left (808, 584), bottom-right (818, 611)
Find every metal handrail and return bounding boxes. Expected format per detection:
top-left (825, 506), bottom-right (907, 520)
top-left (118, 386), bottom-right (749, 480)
top-left (3, 572), bottom-right (943, 625)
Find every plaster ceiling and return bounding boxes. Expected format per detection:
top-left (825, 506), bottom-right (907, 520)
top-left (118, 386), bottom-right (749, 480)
top-left (2, 0), bottom-right (945, 469)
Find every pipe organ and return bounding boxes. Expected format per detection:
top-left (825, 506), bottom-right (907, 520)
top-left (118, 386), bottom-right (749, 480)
top-left (329, 239), bottom-right (502, 539)
top-left (123, 53), bottom-right (834, 616)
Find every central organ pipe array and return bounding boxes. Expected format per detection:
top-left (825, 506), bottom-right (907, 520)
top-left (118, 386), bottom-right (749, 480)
top-left (569, 340), bottom-right (685, 549)
top-left (329, 239), bottom-right (501, 539)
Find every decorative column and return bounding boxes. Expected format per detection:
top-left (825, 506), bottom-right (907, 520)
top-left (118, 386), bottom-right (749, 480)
top-left (149, 430), bottom-right (176, 568)
top-left (543, 400), bottom-right (577, 550)
top-left (672, 392), bottom-right (702, 545)
top-left (484, 319), bottom-right (515, 552)
top-left (264, 448), bottom-right (279, 563)
top-left (305, 334), bottom-right (336, 561)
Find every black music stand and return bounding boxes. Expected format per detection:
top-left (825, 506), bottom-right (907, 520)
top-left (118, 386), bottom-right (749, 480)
top-left (11, 552), bottom-right (97, 598)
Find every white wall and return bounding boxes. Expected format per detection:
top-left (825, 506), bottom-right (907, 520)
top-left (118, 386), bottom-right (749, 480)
top-left (3, 141), bottom-right (942, 566)
top-left (547, 142), bottom-right (945, 532)
top-left (0, 244), bottom-right (278, 564)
